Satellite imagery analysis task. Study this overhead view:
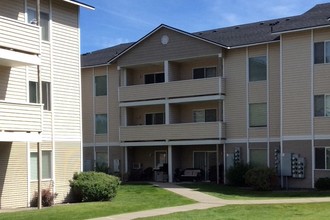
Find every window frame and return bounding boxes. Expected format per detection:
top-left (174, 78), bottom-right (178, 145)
top-left (145, 112), bottom-right (165, 125)
top-left (29, 81), bottom-right (39, 104)
top-left (315, 147), bottom-right (330, 170)
top-left (314, 41), bottom-right (330, 64)
top-left (27, 8), bottom-right (50, 41)
top-left (314, 94), bottom-right (330, 117)
top-left (95, 75), bottom-right (107, 96)
top-left (192, 66), bottom-right (217, 79)
top-left (192, 108), bottom-right (217, 122)
top-left (248, 56), bottom-right (267, 82)
top-left (42, 81), bottom-right (51, 111)
top-left (249, 103), bottom-right (267, 127)
top-left (144, 72), bottom-right (165, 84)
top-left (95, 114), bottom-right (108, 135)
top-left (30, 151), bottom-right (52, 181)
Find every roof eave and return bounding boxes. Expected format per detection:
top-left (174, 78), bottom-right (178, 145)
top-left (228, 39), bottom-right (281, 49)
top-left (62, 0), bottom-right (95, 10)
top-left (271, 24), bottom-right (330, 35)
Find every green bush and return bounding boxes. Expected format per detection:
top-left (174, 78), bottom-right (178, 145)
top-left (69, 172), bottom-right (120, 202)
top-left (30, 188), bottom-right (57, 207)
top-left (226, 163), bottom-right (251, 186)
top-left (315, 177), bottom-right (330, 190)
top-left (245, 167), bottom-right (276, 191)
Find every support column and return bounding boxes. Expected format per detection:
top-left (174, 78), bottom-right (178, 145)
top-left (216, 145), bottom-right (219, 184)
top-left (164, 61), bottom-right (169, 83)
top-left (168, 145), bottom-right (173, 183)
top-left (124, 147), bottom-right (128, 173)
top-left (165, 102), bottom-right (170, 125)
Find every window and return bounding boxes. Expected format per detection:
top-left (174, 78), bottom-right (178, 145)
top-left (95, 114), bottom-right (107, 134)
top-left (249, 148), bottom-right (267, 168)
top-left (249, 103), bottom-right (267, 127)
top-left (29, 81), bottom-right (39, 103)
top-left (144, 73), bottom-right (164, 84)
top-left (314, 95), bottom-right (330, 117)
top-left (95, 75), bottom-right (107, 96)
top-left (42, 81), bottom-right (51, 110)
top-left (314, 42), bottom-right (330, 64)
top-left (315, 147), bottom-right (330, 169)
top-left (145, 113), bottom-right (164, 125)
top-left (96, 150), bottom-right (108, 169)
top-left (249, 56), bottom-right (267, 81)
top-left (27, 8), bottom-right (49, 41)
top-left (155, 151), bottom-right (167, 169)
top-left (30, 151), bottom-right (52, 180)
top-left (193, 67), bottom-right (216, 79)
top-left (193, 109), bottom-right (217, 122)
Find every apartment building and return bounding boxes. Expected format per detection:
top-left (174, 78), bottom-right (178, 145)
top-left (0, 0), bottom-right (93, 208)
top-left (81, 3), bottom-right (330, 188)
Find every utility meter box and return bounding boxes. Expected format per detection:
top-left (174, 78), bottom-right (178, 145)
top-left (234, 147), bottom-right (240, 165)
top-left (281, 153), bottom-right (292, 176)
top-left (292, 156), bottom-right (305, 179)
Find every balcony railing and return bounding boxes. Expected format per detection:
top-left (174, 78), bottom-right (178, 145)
top-left (120, 121), bottom-right (224, 142)
top-left (0, 101), bottom-right (42, 132)
top-left (0, 16), bottom-right (40, 55)
top-left (119, 77), bottom-right (224, 102)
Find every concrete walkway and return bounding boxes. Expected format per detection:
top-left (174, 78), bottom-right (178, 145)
top-left (91, 182), bottom-right (330, 220)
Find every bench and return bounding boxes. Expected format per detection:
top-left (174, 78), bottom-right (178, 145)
top-left (179, 168), bottom-right (203, 181)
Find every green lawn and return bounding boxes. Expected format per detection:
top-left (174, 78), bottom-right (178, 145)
top-left (0, 183), bottom-right (194, 220)
top-left (138, 202), bottom-right (330, 220)
top-left (180, 183), bottom-right (330, 200)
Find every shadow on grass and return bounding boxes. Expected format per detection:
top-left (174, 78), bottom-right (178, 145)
top-left (179, 182), bottom-right (330, 199)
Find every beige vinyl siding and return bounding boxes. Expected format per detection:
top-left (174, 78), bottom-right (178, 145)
top-left (224, 48), bottom-right (247, 139)
top-left (121, 122), bottom-right (222, 142)
top-left (313, 28), bottom-right (330, 136)
top-left (117, 27), bottom-right (222, 67)
top-left (52, 1), bottom-right (81, 141)
top-left (42, 111), bottom-right (52, 140)
top-left (282, 31), bottom-right (312, 136)
top-left (0, 0), bottom-right (25, 21)
top-left (55, 142), bottom-right (81, 202)
top-left (82, 69), bottom-right (94, 143)
top-left (268, 43), bottom-right (280, 138)
top-left (108, 65), bottom-right (120, 142)
top-left (0, 142), bottom-right (28, 209)
top-left (119, 77), bottom-right (222, 102)
top-left (0, 66), bottom-right (27, 102)
top-left (41, 44), bottom-right (52, 82)
top-left (168, 61), bottom-right (180, 81)
top-left (248, 81), bottom-right (267, 103)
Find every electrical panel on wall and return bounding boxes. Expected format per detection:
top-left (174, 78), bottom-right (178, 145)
top-left (291, 154), bottom-right (305, 179)
top-left (234, 147), bottom-right (240, 165)
top-left (274, 148), bottom-right (281, 176)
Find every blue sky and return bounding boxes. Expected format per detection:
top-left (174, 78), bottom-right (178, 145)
top-left (80, 0), bottom-right (329, 53)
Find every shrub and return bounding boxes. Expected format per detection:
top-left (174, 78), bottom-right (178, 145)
top-left (245, 167), bottom-right (276, 191)
top-left (30, 188), bottom-right (57, 207)
top-left (315, 177), bottom-right (330, 190)
top-left (226, 163), bottom-right (251, 186)
top-left (69, 171), bottom-right (120, 202)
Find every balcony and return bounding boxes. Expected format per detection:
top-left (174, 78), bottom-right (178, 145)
top-left (0, 101), bottom-right (42, 132)
top-left (119, 77), bottom-right (225, 103)
top-left (120, 122), bottom-right (225, 142)
top-left (0, 16), bottom-right (41, 66)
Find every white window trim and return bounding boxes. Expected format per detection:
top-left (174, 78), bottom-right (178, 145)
top-left (30, 150), bottom-right (53, 182)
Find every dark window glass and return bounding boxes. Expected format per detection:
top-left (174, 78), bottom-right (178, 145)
top-left (206, 67), bottom-right (217, 78)
top-left (95, 75), bottom-right (107, 96)
top-left (314, 95), bottom-right (325, 117)
top-left (193, 68), bottom-right (204, 79)
top-left (314, 42), bottom-right (324, 64)
top-left (315, 148), bottom-right (325, 169)
top-left (95, 114), bottom-right (107, 134)
top-left (249, 56), bottom-right (267, 81)
top-left (144, 74), bottom-right (154, 84)
top-left (155, 73), bottom-right (165, 83)
top-left (326, 42), bottom-right (330, 63)
top-left (205, 109), bottom-right (217, 122)
top-left (145, 114), bottom-right (153, 125)
top-left (154, 113), bottom-right (164, 124)
top-left (29, 81), bottom-right (38, 103)
top-left (42, 81), bottom-right (51, 110)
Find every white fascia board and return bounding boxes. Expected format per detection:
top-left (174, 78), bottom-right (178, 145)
top-left (0, 48), bottom-right (41, 66)
top-left (62, 0), bottom-right (94, 10)
top-left (0, 132), bottom-right (42, 142)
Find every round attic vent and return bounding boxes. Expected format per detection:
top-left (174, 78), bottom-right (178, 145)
top-left (161, 35), bottom-right (169, 45)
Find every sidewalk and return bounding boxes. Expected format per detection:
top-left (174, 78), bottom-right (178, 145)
top-left (90, 182), bottom-right (330, 220)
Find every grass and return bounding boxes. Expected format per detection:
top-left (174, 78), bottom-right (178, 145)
top-left (138, 202), bottom-right (330, 220)
top-left (179, 182), bottom-right (330, 200)
top-left (0, 183), bottom-right (194, 220)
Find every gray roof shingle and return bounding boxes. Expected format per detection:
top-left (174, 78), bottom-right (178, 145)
top-left (81, 3), bottom-right (330, 67)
